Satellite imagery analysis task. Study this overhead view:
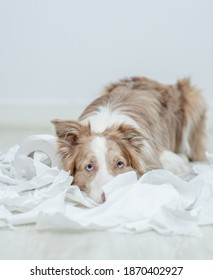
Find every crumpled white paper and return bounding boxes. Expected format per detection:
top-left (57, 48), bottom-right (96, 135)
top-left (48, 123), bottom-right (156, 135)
top-left (0, 144), bottom-right (213, 237)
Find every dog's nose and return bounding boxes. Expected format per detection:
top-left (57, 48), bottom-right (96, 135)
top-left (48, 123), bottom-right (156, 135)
top-left (101, 192), bottom-right (106, 203)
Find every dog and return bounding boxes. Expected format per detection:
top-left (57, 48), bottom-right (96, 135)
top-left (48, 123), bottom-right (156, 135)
top-left (52, 76), bottom-right (206, 203)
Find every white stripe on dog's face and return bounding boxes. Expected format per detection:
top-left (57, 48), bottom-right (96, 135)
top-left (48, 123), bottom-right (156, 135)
top-left (88, 137), bottom-right (113, 203)
top-left (66, 128), bottom-right (137, 204)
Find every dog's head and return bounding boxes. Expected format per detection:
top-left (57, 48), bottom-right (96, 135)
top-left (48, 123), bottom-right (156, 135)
top-left (51, 120), bottom-right (161, 203)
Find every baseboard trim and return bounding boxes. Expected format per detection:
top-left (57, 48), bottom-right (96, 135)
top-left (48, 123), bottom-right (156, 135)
top-left (0, 100), bottom-right (88, 127)
top-left (0, 100), bottom-right (213, 129)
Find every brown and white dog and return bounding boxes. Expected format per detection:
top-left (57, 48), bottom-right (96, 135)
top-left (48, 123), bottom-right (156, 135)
top-left (52, 77), bottom-right (206, 203)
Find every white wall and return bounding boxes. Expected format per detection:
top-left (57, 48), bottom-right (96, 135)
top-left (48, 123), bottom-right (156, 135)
top-left (0, 0), bottom-right (213, 105)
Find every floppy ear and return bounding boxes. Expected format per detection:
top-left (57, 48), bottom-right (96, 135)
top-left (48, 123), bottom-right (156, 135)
top-left (108, 124), bottom-right (162, 172)
top-left (51, 119), bottom-right (87, 145)
top-left (51, 119), bottom-right (91, 171)
top-left (115, 124), bottom-right (145, 154)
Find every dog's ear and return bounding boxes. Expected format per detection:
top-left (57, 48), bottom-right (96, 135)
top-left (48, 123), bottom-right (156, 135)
top-left (115, 124), bottom-right (144, 154)
top-left (51, 120), bottom-right (91, 172)
top-left (107, 124), bottom-right (162, 173)
top-left (51, 119), bottom-right (90, 145)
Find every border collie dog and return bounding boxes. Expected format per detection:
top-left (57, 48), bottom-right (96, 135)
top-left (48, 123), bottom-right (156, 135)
top-left (52, 77), bottom-right (206, 203)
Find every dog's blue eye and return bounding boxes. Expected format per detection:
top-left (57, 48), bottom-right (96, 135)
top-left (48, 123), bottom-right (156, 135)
top-left (86, 164), bottom-right (94, 171)
top-left (117, 161), bottom-right (124, 169)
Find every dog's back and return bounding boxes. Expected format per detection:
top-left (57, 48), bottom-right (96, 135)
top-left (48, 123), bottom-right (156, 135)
top-left (79, 76), bottom-right (206, 161)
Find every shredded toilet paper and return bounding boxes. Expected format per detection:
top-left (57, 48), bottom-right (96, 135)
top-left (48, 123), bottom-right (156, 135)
top-left (0, 138), bottom-right (213, 237)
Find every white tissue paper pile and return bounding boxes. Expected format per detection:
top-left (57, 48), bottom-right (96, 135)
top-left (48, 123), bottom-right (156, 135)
top-left (0, 134), bottom-right (213, 237)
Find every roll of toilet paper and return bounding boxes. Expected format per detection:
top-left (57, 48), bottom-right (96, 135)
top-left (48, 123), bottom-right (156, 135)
top-left (14, 134), bottom-right (64, 178)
